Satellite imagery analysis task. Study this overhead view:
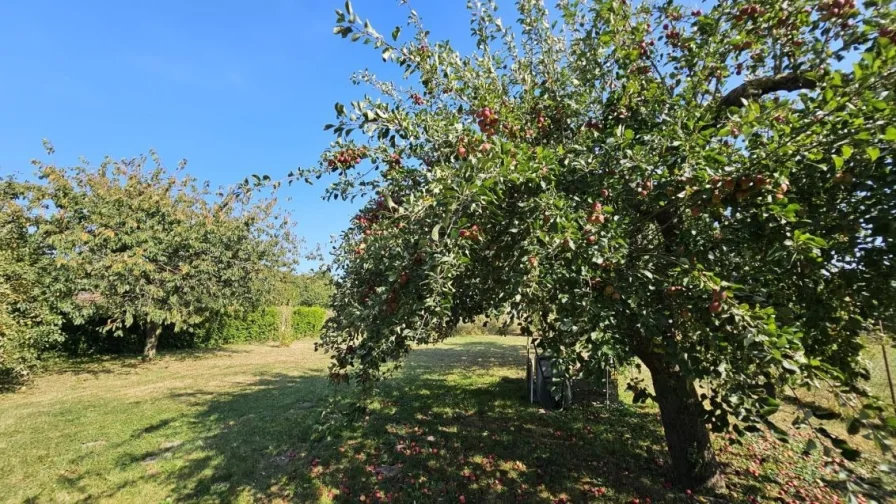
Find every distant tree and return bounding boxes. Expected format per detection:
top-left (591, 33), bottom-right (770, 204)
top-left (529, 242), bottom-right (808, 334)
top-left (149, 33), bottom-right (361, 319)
top-left (298, 0), bottom-right (896, 488)
top-left (31, 150), bottom-right (297, 359)
top-left (0, 180), bottom-right (63, 386)
top-left (270, 270), bottom-right (335, 308)
top-left (294, 271), bottom-right (336, 308)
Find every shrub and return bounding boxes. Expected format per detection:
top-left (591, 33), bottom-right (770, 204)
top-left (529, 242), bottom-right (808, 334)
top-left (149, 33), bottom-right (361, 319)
top-left (292, 306), bottom-right (327, 339)
top-left (197, 308), bottom-right (279, 346)
top-left (453, 315), bottom-right (515, 336)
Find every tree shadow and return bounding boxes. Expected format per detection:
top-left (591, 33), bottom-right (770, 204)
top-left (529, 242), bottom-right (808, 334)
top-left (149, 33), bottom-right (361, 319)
top-left (39, 346), bottom-right (249, 380)
top-left (52, 340), bottom-right (674, 503)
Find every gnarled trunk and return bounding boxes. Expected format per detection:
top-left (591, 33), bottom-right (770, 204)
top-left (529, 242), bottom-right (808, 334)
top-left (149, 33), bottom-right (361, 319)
top-left (638, 348), bottom-right (720, 488)
top-left (143, 322), bottom-right (160, 360)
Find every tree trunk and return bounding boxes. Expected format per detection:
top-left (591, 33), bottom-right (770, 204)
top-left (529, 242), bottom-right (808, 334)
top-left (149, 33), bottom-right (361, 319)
top-left (640, 350), bottom-right (720, 488)
top-left (143, 322), bottom-right (160, 360)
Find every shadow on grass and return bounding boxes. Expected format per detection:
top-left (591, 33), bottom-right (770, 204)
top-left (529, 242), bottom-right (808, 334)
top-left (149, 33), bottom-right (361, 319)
top-left (58, 340), bottom-right (673, 503)
top-left (38, 346), bottom-right (250, 380)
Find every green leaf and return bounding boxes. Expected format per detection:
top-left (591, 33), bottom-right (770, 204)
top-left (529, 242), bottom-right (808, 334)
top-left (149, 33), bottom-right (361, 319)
top-left (391, 26), bottom-right (401, 41)
top-left (335, 102), bottom-right (346, 117)
top-left (759, 406), bottom-right (779, 417)
top-left (431, 224), bottom-right (441, 241)
top-left (885, 126), bottom-right (896, 141)
top-left (382, 48), bottom-right (393, 61)
top-left (345, 0), bottom-right (353, 17)
top-left (840, 145), bottom-right (853, 159)
top-left (867, 146), bottom-right (881, 162)
top-left (832, 156), bottom-right (844, 169)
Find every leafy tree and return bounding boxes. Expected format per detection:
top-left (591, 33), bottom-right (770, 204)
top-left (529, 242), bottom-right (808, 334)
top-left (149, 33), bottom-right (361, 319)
top-left (32, 150), bottom-right (297, 359)
top-left (299, 0), bottom-right (896, 488)
top-left (0, 180), bottom-right (64, 386)
top-left (270, 270), bottom-right (335, 308)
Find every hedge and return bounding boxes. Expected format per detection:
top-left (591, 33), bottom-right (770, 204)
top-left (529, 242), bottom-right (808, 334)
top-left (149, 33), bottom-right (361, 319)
top-left (292, 306), bottom-right (328, 339)
top-left (198, 306), bottom-right (327, 347)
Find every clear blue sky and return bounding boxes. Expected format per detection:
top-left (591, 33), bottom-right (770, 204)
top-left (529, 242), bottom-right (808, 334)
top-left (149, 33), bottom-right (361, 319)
top-left (0, 0), bottom-right (473, 270)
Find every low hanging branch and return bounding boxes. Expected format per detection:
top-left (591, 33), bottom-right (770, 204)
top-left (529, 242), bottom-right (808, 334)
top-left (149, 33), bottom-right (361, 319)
top-left (718, 72), bottom-right (817, 109)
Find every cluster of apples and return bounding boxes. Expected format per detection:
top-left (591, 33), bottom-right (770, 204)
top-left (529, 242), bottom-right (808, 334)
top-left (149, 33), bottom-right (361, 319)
top-left (458, 224), bottom-right (481, 240)
top-left (703, 174), bottom-right (787, 206)
top-left (638, 180), bottom-right (653, 198)
top-left (603, 284), bottom-right (622, 301)
top-left (410, 93), bottom-right (425, 106)
top-left (587, 199), bottom-right (607, 225)
top-left (475, 107), bottom-right (499, 135)
top-left (735, 4), bottom-right (767, 23)
top-left (326, 146), bottom-right (366, 170)
top-left (663, 23), bottom-right (682, 47)
top-left (817, 0), bottom-right (856, 22)
top-left (637, 39), bottom-right (654, 57)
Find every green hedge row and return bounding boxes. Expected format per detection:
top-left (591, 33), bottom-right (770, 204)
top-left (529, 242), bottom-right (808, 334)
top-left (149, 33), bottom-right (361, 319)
top-left (199, 306), bottom-right (328, 346)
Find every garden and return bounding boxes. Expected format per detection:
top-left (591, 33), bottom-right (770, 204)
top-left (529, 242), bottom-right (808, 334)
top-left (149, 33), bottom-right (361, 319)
top-left (3, 0), bottom-right (896, 502)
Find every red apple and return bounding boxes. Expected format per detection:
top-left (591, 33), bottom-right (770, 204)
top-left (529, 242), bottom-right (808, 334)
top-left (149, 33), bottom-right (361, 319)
top-left (709, 300), bottom-right (723, 314)
top-left (600, 189), bottom-right (610, 198)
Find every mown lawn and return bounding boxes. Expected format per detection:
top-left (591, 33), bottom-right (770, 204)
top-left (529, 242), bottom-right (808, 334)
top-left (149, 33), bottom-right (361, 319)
top-left (0, 336), bottom-right (891, 503)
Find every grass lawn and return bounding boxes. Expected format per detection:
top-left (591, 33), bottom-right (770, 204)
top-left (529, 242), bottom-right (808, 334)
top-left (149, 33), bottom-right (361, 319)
top-left (0, 336), bottom-right (891, 503)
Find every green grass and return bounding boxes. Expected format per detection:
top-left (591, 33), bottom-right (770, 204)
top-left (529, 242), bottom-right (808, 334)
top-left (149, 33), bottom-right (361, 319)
top-left (0, 336), bottom-right (891, 503)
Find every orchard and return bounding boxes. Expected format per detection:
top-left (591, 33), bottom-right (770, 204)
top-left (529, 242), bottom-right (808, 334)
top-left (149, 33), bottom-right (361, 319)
top-left (299, 0), bottom-right (896, 489)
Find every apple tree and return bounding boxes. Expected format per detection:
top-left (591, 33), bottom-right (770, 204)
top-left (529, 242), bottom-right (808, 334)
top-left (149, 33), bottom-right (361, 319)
top-left (30, 150), bottom-right (298, 359)
top-left (302, 0), bottom-right (896, 487)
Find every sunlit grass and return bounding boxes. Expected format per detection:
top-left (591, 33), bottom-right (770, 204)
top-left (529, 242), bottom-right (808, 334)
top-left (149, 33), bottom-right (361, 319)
top-left (0, 336), bottom-right (891, 503)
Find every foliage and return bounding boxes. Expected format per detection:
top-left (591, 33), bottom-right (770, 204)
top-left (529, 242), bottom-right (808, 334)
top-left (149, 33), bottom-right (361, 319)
top-left (198, 307), bottom-right (280, 346)
top-left (297, 0), bottom-right (896, 487)
top-left (0, 180), bottom-right (64, 386)
top-left (292, 306), bottom-right (328, 339)
top-left (271, 270), bottom-right (336, 308)
top-left (27, 149), bottom-right (298, 357)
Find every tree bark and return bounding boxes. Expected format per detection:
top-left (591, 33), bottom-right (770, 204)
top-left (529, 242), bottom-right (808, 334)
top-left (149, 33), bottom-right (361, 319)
top-left (143, 322), bottom-right (160, 360)
top-left (638, 348), bottom-right (720, 488)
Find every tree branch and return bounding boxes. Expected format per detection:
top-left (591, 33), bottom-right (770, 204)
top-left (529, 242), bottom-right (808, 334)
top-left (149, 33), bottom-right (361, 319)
top-left (718, 73), bottom-right (817, 109)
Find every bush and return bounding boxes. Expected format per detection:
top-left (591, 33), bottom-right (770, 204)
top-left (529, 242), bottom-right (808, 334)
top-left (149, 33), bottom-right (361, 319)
top-left (292, 306), bottom-right (328, 339)
top-left (453, 315), bottom-right (515, 336)
top-left (197, 308), bottom-right (279, 346)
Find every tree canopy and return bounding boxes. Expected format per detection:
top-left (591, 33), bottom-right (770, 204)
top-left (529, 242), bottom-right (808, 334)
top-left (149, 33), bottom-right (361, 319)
top-left (28, 150), bottom-right (298, 358)
top-left (0, 180), bottom-right (64, 385)
top-left (299, 0), bottom-right (896, 487)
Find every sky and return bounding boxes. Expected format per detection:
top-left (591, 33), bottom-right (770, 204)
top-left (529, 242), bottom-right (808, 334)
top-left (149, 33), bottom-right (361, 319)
top-left (0, 0), bottom-right (475, 270)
